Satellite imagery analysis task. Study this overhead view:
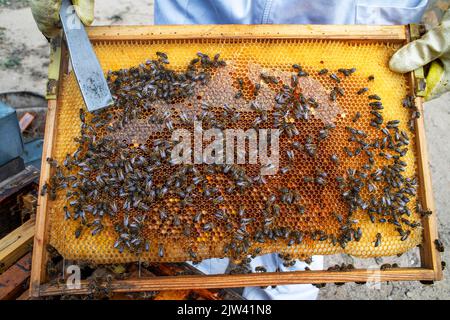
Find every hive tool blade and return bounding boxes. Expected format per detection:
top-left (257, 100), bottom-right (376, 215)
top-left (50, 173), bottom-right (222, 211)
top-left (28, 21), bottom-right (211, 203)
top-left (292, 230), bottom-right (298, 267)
top-left (59, 0), bottom-right (113, 112)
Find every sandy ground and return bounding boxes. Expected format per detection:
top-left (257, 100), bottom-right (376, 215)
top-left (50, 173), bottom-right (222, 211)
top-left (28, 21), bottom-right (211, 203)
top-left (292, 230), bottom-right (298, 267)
top-left (0, 0), bottom-right (153, 94)
top-left (0, 0), bottom-right (448, 300)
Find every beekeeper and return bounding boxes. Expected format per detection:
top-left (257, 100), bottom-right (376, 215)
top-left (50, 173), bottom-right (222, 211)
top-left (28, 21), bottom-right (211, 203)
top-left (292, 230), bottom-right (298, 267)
top-left (30, 0), bottom-right (450, 299)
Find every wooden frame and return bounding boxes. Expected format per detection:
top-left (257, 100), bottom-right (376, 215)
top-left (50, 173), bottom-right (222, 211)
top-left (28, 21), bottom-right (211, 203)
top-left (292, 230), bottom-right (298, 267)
top-left (30, 25), bottom-right (442, 298)
top-left (0, 252), bottom-right (32, 300)
top-left (0, 218), bottom-right (35, 274)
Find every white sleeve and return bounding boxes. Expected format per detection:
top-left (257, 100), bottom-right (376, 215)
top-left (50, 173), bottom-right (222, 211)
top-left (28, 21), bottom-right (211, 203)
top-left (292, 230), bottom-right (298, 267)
top-left (189, 254), bottom-right (324, 300)
top-left (243, 254), bottom-right (324, 300)
top-left (188, 258), bottom-right (230, 275)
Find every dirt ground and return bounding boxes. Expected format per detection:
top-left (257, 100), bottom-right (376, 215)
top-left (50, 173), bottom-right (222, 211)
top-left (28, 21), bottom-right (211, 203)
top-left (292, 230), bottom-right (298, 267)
top-left (0, 0), bottom-right (448, 300)
top-left (0, 0), bottom-right (154, 93)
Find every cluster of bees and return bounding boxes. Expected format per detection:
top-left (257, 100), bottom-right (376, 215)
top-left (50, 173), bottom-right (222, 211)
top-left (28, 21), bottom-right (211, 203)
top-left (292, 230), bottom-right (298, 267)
top-left (42, 51), bottom-right (432, 269)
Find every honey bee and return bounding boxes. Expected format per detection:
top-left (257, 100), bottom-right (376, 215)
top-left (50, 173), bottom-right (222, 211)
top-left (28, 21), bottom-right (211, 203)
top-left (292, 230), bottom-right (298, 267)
top-left (357, 87), bottom-right (369, 95)
top-left (330, 73), bottom-right (341, 83)
top-left (375, 233), bottom-right (382, 247)
top-left (435, 239), bottom-right (445, 253)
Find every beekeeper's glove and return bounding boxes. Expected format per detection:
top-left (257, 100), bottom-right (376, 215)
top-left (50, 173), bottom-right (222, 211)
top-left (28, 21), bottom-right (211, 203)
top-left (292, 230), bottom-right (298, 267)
top-left (30, 0), bottom-right (95, 39)
top-left (389, 9), bottom-right (450, 101)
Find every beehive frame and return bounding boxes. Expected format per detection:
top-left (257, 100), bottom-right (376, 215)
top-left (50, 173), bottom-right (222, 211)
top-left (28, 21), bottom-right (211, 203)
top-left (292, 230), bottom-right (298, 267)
top-left (30, 25), bottom-right (442, 298)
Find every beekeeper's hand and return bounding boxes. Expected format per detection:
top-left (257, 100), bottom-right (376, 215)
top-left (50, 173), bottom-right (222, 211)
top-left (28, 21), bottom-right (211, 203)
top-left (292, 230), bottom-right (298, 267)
top-left (389, 8), bottom-right (450, 101)
top-left (31, 0), bottom-right (95, 39)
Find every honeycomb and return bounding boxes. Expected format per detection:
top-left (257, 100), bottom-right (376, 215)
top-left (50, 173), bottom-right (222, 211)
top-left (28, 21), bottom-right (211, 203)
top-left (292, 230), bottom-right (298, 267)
top-left (46, 38), bottom-right (423, 264)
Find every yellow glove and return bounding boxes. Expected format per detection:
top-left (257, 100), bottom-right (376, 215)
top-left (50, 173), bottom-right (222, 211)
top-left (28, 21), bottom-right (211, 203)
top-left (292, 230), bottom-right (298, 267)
top-left (30, 0), bottom-right (95, 39)
top-left (389, 9), bottom-right (450, 101)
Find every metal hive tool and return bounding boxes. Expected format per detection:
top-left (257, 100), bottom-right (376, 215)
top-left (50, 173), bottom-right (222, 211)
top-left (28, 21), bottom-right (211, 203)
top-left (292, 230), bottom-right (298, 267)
top-left (46, 38), bottom-right (423, 264)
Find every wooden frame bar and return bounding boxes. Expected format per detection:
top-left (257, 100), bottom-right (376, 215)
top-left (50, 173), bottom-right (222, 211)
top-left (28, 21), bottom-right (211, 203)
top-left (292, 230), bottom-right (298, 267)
top-left (0, 253), bottom-right (32, 300)
top-left (30, 25), bottom-right (442, 298)
top-left (37, 268), bottom-right (435, 297)
top-left (0, 218), bottom-right (35, 274)
top-left (414, 95), bottom-right (442, 278)
top-left (30, 38), bottom-right (66, 297)
top-left (86, 25), bottom-right (407, 41)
